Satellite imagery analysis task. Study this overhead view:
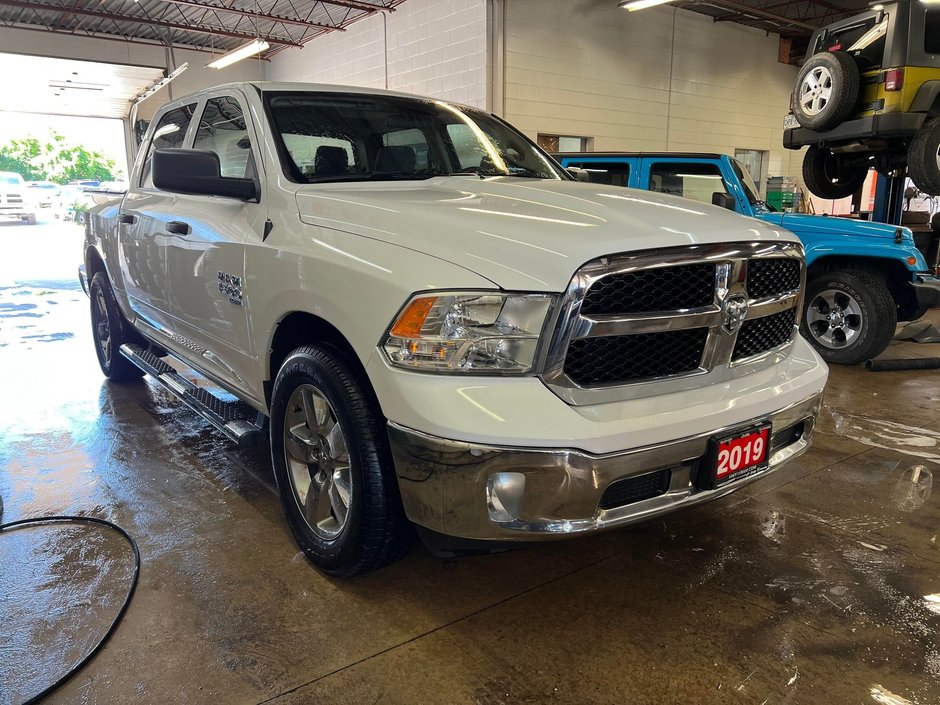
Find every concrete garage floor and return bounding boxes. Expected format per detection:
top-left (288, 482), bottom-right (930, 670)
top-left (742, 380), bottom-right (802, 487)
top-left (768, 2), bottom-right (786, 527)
top-left (2, 216), bottom-right (940, 705)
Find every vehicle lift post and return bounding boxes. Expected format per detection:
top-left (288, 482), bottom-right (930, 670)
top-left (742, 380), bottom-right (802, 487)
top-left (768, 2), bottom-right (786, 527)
top-left (871, 171), bottom-right (906, 226)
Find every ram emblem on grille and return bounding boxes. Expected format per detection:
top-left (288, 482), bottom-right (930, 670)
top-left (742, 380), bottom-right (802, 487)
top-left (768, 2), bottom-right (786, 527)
top-left (721, 294), bottom-right (749, 334)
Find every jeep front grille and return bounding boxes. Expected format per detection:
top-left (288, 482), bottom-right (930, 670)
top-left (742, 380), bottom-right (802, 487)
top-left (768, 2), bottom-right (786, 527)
top-left (543, 242), bottom-right (804, 405)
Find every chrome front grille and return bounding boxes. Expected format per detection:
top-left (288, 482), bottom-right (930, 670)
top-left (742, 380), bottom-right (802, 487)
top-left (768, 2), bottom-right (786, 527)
top-left (542, 242), bottom-right (804, 405)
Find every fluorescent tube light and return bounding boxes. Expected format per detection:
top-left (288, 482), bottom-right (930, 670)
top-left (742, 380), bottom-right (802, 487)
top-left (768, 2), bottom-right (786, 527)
top-left (619, 0), bottom-right (676, 11)
top-left (206, 39), bottom-right (269, 69)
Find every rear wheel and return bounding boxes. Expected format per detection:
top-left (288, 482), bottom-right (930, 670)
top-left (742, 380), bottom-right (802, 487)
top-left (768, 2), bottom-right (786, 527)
top-left (802, 146), bottom-right (868, 200)
top-left (801, 269), bottom-right (896, 365)
top-left (89, 272), bottom-right (145, 382)
top-left (269, 345), bottom-right (412, 576)
top-left (909, 118), bottom-right (940, 196)
top-left (792, 51), bottom-right (860, 131)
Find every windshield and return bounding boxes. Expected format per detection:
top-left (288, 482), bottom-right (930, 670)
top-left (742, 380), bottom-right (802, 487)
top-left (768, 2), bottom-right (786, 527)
top-left (264, 92), bottom-right (566, 183)
top-left (730, 159), bottom-right (775, 212)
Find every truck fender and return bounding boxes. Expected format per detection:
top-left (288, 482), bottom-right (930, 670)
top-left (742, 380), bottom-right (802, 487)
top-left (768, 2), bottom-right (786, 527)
top-left (910, 81), bottom-right (940, 116)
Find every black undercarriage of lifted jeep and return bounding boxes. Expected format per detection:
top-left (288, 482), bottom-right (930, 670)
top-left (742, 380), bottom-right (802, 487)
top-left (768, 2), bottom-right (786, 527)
top-left (783, 0), bottom-right (940, 200)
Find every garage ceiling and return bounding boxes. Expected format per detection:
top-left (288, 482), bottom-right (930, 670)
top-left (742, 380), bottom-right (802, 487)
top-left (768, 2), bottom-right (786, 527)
top-left (0, 0), bottom-right (405, 60)
top-left (0, 52), bottom-right (165, 117)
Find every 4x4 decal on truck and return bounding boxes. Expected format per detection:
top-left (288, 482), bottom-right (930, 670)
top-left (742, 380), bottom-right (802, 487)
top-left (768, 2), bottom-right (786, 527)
top-left (218, 272), bottom-right (243, 306)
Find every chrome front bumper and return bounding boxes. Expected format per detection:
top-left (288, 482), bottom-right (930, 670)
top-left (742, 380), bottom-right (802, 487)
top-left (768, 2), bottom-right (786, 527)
top-left (389, 391), bottom-right (823, 540)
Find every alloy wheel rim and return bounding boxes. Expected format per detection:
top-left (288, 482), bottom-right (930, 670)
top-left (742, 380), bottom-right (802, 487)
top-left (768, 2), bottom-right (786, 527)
top-left (806, 288), bottom-right (863, 349)
top-left (800, 66), bottom-right (833, 116)
top-left (94, 289), bottom-right (112, 362)
top-left (283, 383), bottom-right (352, 540)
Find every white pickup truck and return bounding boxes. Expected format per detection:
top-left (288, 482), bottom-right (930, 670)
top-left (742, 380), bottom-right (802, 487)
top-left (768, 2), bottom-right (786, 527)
top-left (0, 171), bottom-right (37, 224)
top-left (81, 82), bottom-right (828, 576)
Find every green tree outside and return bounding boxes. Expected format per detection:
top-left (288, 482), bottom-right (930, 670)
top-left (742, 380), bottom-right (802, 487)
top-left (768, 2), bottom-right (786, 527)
top-left (0, 131), bottom-right (116, 183)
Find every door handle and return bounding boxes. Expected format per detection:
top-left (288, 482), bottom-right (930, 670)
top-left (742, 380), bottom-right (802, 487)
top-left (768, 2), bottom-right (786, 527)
top-left (118, 213), bottom-right (136, 225)
top-left (166, 221), bottom-right (191, 236)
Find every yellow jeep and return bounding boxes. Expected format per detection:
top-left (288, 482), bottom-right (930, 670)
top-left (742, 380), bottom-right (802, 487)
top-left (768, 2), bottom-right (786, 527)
top-left (783, 0), bottom-right (940, 199)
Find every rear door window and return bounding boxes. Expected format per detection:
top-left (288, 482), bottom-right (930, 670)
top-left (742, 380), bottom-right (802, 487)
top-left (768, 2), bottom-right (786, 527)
top-left (140, 103), bottom-right (197, 188)
top-left (565, 161), bottom-right (630, 187)
top-left (648, 162), bottom-right (731, 205)
top-left (818, 17), bottom-right (887, 70)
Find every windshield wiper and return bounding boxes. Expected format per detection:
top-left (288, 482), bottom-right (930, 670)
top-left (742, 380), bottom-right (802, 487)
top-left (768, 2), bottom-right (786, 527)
top-left (306, 172), bottom-right (438, 184)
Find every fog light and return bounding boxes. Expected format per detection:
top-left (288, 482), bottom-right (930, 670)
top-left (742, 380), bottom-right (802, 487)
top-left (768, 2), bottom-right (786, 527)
top-left (486, 472), bottom-right (526, 523)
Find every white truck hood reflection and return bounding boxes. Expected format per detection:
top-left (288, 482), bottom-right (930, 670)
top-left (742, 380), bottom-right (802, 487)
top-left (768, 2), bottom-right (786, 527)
top-left (296, 177), bottom-right (796, 292)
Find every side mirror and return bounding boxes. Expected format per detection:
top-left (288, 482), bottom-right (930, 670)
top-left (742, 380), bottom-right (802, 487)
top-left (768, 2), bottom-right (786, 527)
top-left (153, 149), bottom-right (256, 201)
top-left (712, 192), bottom-right (736, 210)
top-left (566, 167), bottom-right (590, 182)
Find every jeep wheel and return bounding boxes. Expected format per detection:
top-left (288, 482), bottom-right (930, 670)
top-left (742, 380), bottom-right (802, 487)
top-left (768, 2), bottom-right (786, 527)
top-left (802, 146), bottom-right (868, 200)
top-left (269, 345), bottom-right (412, 577)
top-left (792, 51), bottom-right (860, 131)
top-left (909, 118), bottom-right (940, 196)
top-left (89, 272), bottom-right (145, 382)
top-left (801, 270), bottom-right (896, 365)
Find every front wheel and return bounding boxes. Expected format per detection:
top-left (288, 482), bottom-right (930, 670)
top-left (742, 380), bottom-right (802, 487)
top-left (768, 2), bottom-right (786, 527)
top-left (802, 146), bottom-right (868, 200)
top-left (800, 270), bottom-right (896, 365)
top-left (909, 118), bottom-right (940, 196)
top-left (269, 345), bottom-right (412, 576)
top-left (89, 272), bottom-right (145, 382)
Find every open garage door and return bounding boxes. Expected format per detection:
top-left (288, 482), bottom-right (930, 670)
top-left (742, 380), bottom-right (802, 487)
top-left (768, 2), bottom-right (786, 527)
top-left (0, 52), bottom-right (164, 119)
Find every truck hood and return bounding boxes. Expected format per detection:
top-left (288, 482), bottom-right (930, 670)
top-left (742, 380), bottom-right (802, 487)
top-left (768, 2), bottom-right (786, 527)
top-left (296, 178), bottom-right (796, 291)
top-left (761, 212), bottom-right (910, 242)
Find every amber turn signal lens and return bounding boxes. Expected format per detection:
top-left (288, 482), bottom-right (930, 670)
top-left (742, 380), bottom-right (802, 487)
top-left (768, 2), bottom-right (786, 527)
top-left (908, 256), bottom-right (918, 266)
top-left (390, 297), bottom-right (437, 337)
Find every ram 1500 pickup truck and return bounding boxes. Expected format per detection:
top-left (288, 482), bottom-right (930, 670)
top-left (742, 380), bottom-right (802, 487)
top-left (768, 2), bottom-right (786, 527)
top-left (555, 152), bottom-right (940, 365)
top-left (82, 83), bottom-right (829, 576)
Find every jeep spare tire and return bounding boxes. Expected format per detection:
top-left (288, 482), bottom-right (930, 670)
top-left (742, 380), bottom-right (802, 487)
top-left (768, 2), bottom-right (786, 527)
top-left (793, 51), bottom-right (860, 131)
top-left (802, 145), bottom-right (868, 200)
top-left (908, 118), bottom-right (940, 196)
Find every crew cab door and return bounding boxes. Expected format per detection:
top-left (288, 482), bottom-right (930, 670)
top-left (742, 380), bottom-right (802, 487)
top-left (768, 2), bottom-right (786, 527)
top-left (119, 102), bottom-right (198, 333)
top-left (163, 92), bottom-right (263, 393)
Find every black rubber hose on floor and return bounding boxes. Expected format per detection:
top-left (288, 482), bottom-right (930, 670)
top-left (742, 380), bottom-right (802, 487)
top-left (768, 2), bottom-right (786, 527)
top-left (0, 515), bottom-right (141, 705)
top-left (865, 358), bottom-right (940, 371)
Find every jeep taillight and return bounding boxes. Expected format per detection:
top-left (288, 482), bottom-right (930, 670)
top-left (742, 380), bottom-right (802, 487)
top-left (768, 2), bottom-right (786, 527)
top-left (885, 68), bottom-right (904, 91)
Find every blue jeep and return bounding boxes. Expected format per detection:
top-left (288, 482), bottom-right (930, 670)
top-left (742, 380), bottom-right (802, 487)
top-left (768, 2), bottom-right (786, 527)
top-left (554, 151), bottom-right (940, 364)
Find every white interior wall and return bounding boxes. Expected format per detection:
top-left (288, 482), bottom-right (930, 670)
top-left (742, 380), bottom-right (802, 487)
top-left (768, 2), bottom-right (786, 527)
top-left (500, 0), bottom-right (805, 181)
top-left (266, 0), bottom-right (488, 108)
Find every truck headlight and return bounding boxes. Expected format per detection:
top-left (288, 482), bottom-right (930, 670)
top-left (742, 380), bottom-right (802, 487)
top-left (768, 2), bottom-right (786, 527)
top-left (382, 292), bottom-right (554, 373)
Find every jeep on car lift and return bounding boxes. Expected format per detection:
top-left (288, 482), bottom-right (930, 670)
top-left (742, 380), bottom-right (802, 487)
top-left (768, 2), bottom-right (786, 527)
top-left (783, 0), bottom-right (940, 199)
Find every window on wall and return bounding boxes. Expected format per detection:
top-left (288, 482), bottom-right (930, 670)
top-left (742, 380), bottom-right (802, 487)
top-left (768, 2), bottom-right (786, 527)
top-left (649, 162), bottom-right (731, 205)
top-left (565, 161), bottom-right (630, 187)
top-left (537, 134), bottom-right (593, 153)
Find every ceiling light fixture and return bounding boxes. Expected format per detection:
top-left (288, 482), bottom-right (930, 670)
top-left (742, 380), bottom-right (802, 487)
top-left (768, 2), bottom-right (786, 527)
top-left (618, 0), bottom-right (676, 11)
top-left (206, 38), bottom-right (269, 69)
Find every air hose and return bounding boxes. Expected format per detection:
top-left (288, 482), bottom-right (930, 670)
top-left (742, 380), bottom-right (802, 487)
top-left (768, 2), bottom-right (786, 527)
top-left (0, 515), bottom-right (141, 705)
top-left (865, 358), bottom-right (940, 371)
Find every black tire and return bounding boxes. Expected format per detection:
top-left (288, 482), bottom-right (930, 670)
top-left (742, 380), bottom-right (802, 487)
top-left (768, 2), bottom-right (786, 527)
top-left (909, 118), bottom-right (940, 196)
top-left (792, 51), bottom-right (860, 131)
top-left (800, 269), bottom-right (897, 365)
top-left (802, 146), bottom-right (869, 200)
top-left (269, 345), bottom-right (412, 577)
top-left (89, 272), bottom-right (145, 382)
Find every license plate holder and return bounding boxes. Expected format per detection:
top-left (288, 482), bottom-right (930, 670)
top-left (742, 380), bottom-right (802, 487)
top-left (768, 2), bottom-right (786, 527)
top-left (783, 113), bottom-right (800, 130)
top-left (698, 423), bottom-right (771, 490)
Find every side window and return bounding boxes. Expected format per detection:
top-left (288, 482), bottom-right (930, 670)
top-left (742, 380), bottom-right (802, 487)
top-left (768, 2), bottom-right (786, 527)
top-left (566, 161), bottom-right (630, 187)
top-left (140, 103), bottom-right (197, 188)
top-left (193, 97), bottom-right (253, 178)
top-left (927, 10), bottom-right (940, 54)
top-left (380, 128), bottom-right (429, 172)
top-left (649, 162), bottom-right (730, 205)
